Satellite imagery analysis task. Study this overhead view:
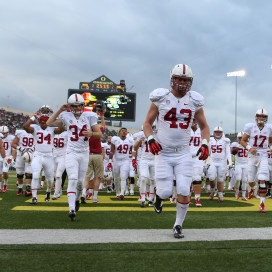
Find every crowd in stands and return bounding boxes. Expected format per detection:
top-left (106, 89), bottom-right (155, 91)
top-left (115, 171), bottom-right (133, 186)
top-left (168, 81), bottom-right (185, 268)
top-left (0, 108), bottom-right (30, 134)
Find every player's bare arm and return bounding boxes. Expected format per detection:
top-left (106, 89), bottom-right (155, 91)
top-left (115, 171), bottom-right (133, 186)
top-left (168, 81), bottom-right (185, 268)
top-left (268, 136), bottom-right (272, 153)
top-left (23, 119), bottom-right (34, 134)
top-left (54, 125), bottom-right (66, 135)
top-left (0, 139), bottom-right (5, 158)
top-left (134, 137), bottom-right (144, 151)
top-left (143, 103), bottom-right (158, 138)
top-left (82, 124), bottom-right (103, 139)
top-left (109, 143), bottom-right (115, 160)
top-left (240, 133), bottom-right (256, 155)
top-left (47, 104), bottom-right (68, 127)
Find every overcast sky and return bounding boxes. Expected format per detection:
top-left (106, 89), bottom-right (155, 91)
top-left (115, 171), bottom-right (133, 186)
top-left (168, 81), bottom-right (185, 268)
top-left (1, 0), bottom-right (272, 134)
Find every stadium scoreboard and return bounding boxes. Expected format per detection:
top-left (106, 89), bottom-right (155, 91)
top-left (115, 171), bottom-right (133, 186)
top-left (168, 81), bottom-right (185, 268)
top-left (68, 89), bottom-right (136, 121)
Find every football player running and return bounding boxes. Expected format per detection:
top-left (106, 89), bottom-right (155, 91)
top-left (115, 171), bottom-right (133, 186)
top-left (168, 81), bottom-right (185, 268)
top-left (190, 119), bottom-right (205, 207)
top-left (23, 105), bottom-right (64, 204)
top-left (108, 128), bottom-right (134, 200)
top-left (11, 129), bottom-right (35, 196)
top-left (0, 126), bottom-right (15, 192)
top-left (240, 109), bottom-right (272, 213)
top-left (208, 126), bottom-right (231, 202)
top-left (143, 64), bottom-right (210, 239)
top-left (231, 132), bottom-right (248, 200)
top-left (47, 94), bottom-right (102, 221)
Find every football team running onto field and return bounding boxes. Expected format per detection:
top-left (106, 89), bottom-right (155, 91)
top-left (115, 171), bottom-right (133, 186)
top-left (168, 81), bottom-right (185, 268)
top-left (0, 63), bottom-right (272, 238)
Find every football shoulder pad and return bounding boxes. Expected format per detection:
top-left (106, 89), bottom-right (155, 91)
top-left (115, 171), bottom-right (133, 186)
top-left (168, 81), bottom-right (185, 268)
top-left (224, 137), bottom-right (231, 144)
top-left (190, 91), bottom-right (204, 108)
top-left (149, 88), bottom-right (170, 102)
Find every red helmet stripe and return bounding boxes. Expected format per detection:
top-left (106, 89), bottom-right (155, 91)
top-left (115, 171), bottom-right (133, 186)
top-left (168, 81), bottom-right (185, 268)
top-left (183, 64), bottom-right (186, 75)
top-left (75, 94), bottom-right (78, 102)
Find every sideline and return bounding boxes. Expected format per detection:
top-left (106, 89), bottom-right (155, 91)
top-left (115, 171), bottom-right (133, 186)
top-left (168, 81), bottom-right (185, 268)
top-left (1, 228), bottom-right (272, 244)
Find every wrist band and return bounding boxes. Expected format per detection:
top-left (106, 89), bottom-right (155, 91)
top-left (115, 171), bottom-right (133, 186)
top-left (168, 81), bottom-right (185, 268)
top-left (147, 135), bottom-right (154, 141)
top-left (202, 139), bottom-right (208, 146)
top-left (30, 116), bottom-right (36, 121)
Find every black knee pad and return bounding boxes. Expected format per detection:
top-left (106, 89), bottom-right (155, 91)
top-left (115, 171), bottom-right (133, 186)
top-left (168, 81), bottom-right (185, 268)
top-left (25, 174), bottom-right (32, 179)
top-left (192, 180), bottom-right (202, 185)
top-left (17, 174), bottom-right (24, 179)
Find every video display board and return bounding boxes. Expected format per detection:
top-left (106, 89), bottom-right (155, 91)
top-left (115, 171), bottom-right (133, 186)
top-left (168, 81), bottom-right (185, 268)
top-left (68, 89), bottom-right (136, 121)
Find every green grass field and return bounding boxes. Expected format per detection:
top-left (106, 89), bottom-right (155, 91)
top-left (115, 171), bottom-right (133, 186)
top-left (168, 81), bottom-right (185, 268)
top-left (1, 171), bottom-right (272, 272)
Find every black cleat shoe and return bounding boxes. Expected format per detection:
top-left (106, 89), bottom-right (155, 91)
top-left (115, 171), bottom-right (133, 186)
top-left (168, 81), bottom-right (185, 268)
top-left (69, 210), bottom-right (76, 221)
top-left (17, 188), bottom-right (23, 196)
top-left (173, 225), bottom-right (184, 239)
top-left (75, 200), bottom-right (80, 212)
top-left (45, 192), bottom-right (50, 201)
top-left (30, 197), bottom-right (37, 205)
top-left (81, 196), bottom-right (87, 204)
top-left (140, 201), bottom-right (145, 208)
top-left (148, 201), bottom-right (154, 207)
top-left (154, 194), bottom-right (163, 213)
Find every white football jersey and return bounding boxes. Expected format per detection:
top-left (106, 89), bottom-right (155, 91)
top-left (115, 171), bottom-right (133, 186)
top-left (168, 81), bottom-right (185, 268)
top-left (209, 137), bottom-right (231, 161)
top-left (59, 111), bottom-right (98, 152)
top-left (111, 136), bottom-right (134, 160)
top-left (190, 128), bottom-right (202, 157)
top-left (102, 142), bottom-right (111, 162)
top-left (231, 142), bottom-right (248, 165)
top-left (1, 134), bottom-right (15, 157)
top-left (135, 131), bottom-right (155, 161)
top-left (53, 131), bottom-right (68, 157)
top-left (150, 89), bottom-right (204, 148)
top-left (244, 123), bottom-right (272, 153)
top-left (31, 124), bottom-right (56, 153)
top-left (15, 129), bottom-right (34, 155)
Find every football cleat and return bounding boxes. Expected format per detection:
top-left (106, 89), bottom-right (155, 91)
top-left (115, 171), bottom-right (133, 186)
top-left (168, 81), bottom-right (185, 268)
top-left (148, 201), bottom-right (154, 207)
top-left (25, 190), bottom-right (32, 197)
top-left (248, 189), bottom-right (254, 199)
top-left (81, 196), bottom-right (87, 204)
top-left (170, 197), bottom-right (176, 204)
top-left (218, 197), bottom-right (224, 202)
top-left (45, 192), bottom-right (50, 201)
top-left (69, 210), bottom-right (76, 221)
top-left (235, 192), bottom-right (239, 200)
top-left (125, 190), bottom-right (129, 196)
top-left (86, 193), bottom-right (93, 200)
top-left (259, 202), bottom-right (266, 213)
top-left (119, 194), bottom-right (124, 200)
top-left (52, 194), bottom-right (60, 200)
top-left (2, 185), bottom-right (7, 193)
top-left (154, 194), bottom-right (163, 213)
top-left (173, 225), bottom-right (184, 239)
top-left (17, 188), bottom-right (23, 196)
top-left (242, 197), bottom-right (248, 201)
top-left (75, 200), bottom-right (80, 212)
top-left (209, 193), bottom-right (214, 200)
top-left (129, 191), bottom-right (134, 196)
top-left (140, 201), bottom-right (145, 208)
top-left (93, 198), bottom-right (99, 203)
top-left (30, 197), bottom-right (37, 205)
top-left (195, 198), bottom-right (202, 207)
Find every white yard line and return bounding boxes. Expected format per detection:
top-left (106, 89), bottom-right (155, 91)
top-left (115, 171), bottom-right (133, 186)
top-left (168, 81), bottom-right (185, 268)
top-left (1, 228), bottom-right (272, 244)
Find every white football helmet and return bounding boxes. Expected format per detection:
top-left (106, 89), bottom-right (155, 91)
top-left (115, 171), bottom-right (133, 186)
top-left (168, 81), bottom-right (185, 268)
top-left (68, 93), bottom-right (85, 118)
top-left (104, 171), bottom-right (113, 181)
top-left (170, 64), bottom-right (193, 95)
top-left (39, 105), bottom-right (53, 116)
top-left (255, 108), bottom-right (268, 125)
top-left (0, 126), bottom-right (9, 137)
top-left (213, 126), bottom-right (223, 140)
top-left (22, 151), bottom-right (33, 163)
top-left (237, 131), bottom-right (243, 139)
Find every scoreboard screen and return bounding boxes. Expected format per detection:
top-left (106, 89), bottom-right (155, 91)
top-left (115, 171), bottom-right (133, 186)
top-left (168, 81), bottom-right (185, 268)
top-left (68, 89), bottom-right (136, 121)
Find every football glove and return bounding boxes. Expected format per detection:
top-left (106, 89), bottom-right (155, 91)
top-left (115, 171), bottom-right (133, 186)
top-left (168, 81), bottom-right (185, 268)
top-left (197, 139), bottom-right (209, 160)
top-left (34, 110), bottom-right (41, 120)
top-left (107, 160), bottom-right (113, 171)
top-left (17, 146), bottom-right (26, 153)
top-left (28, 147), bottom-right (35, 153)
top-left (132, 158), bottom-right (137, 172)
top-left (147, 135), bottom-right (162, 155)
top-left (231, 148), bottom-right (238, 155)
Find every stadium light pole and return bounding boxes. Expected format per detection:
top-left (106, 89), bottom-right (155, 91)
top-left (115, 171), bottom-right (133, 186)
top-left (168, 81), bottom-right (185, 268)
top-left (226, 70), bottom-right (246, 134)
